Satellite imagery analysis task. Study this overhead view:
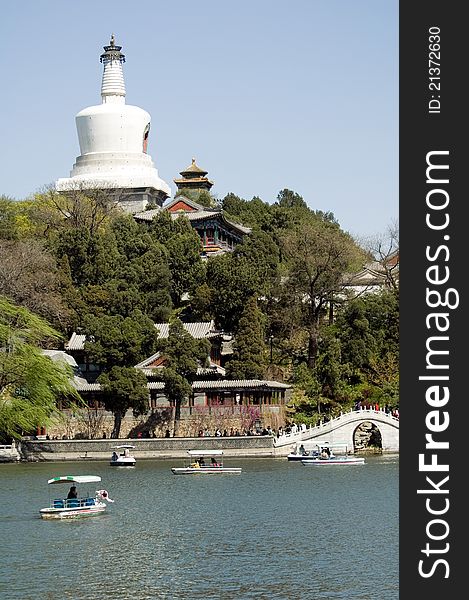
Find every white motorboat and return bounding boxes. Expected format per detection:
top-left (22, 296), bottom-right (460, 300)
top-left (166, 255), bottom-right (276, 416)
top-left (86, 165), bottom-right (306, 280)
top-left (300, 443), bottom-right (365, 466)
top-left (39, 475), bottom-right (114, 519)
top-left (110, 444), bottom-right (136, 467)
top-left (171, 450), bottom-right (242, 475)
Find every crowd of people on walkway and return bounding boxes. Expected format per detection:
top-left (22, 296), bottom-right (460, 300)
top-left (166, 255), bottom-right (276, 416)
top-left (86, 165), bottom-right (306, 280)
top-left (354, 401), bottom-right (399, 419)
top-left (196, 426), bottom-right (275, 438)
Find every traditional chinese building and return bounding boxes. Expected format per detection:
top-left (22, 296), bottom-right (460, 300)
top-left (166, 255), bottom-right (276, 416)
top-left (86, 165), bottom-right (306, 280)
top-left (173, 158), bottom-right (214, 193)
top-left (64, 323), bottom-right (291, 437)
top-left (134, 195), bottom-right (251, 256)
top-left (342, 250), bottom-right (400, 295)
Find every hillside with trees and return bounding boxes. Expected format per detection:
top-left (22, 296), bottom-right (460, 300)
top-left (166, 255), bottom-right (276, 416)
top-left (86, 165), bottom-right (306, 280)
top-left (0, 187), bottom-right (399, 438)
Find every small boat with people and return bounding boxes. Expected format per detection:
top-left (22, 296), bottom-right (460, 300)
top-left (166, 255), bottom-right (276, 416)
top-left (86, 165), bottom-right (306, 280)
top-left (110, 444), bottom-right (136, 467)
top-left (39, 475), bottom-right (114, 519)
top-left (287, 441), bottom-right (332, 461)
top-left (171, 449), bottom-right (242, 475)
top-left (300, 443), bottom-right (365, 466)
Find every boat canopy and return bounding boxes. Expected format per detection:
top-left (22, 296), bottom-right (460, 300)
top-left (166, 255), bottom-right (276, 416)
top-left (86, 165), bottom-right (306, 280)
top-left (47, 475), bottom-right (102, 485)
top-left (111, 445), bottom-right (135, 449)
top-left (187, 449), bottom-right (224, 456)
top-left (296, 440), bottom-right (331, 448)
top-left (322, 443), bottom-right (348, 450)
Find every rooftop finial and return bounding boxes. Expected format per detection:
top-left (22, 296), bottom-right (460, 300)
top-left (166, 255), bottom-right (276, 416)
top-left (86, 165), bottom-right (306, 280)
top-left (192, 157), bottom-right (196, 164)
top-left (100, 35), bottom-right (125, 64)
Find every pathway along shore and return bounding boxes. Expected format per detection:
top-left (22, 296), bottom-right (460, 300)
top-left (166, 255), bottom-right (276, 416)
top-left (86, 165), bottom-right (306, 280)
top-left (15, 432), bottom-right (395, 462)
top-left (17, 435), bottom-right (280, 462)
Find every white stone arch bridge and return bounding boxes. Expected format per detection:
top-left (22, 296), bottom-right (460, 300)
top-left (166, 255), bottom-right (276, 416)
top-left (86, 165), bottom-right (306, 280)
top-left (273, 408), bottom-right (399, 456)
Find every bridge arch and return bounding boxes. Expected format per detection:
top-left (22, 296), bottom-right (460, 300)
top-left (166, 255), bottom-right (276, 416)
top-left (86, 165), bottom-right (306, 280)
top-left (353, 421), bottom-right (383, 452)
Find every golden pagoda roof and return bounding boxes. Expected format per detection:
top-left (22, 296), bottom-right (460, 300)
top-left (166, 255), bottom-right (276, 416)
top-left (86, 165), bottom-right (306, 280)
top-left (179, 158), bottom-right (208, 177)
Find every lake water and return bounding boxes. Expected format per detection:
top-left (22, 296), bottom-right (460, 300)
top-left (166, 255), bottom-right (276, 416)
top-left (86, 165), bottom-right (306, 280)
top-left (0, 455), bottom-right (398, 600)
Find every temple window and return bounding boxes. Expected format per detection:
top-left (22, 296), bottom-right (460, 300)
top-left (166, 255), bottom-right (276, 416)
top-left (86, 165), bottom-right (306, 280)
top-left (143, 124), bottom-right (150, 153)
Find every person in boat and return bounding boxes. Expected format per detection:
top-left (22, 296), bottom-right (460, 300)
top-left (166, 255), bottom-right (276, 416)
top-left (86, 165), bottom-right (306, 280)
top-left (299, 444), bottom-right (306, 455)
top-left (320, 447), bottom-right (331, 459)
top-left (210, 457), bottom-right (219, 467)
top-left (112, 451), bottom-right (118, 461)
top-left (67, 485), bottom-right (78, 499)
top-left (198, 457), bottom-right (205, 466)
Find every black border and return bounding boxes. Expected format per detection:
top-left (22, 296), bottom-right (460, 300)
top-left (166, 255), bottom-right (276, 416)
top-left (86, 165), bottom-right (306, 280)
top-left (400, 2), bottom-right (464, 596)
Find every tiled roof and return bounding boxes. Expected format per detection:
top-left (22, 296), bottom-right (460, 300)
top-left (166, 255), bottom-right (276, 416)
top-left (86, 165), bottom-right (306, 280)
top-left (163, 196), bottom-right (206, 211)
top-left (133, 208), bottom-right (161, 222)
top-left (147, 382), bottom-right (165, 390)
top-left (223, 218), bottom-right (251, 235)
top-left (154, 321), bottom-right (217, 339)
top-left (133, 200), bottom-right (251, 236)
top-left (173, 177), bottom-right (213, 185)
top-left (175, 209), bottom-right (251, 235)
top-left (74, 382), bottom-right (102, 392)
top-left (133, 207), bottom-right (220, 223)
top-left (66, 322), bottom-right (220, 352)
top-left (135, 352), bottom-right (226, 376)
top-left (179, 158), bottom-right (208, 176)
top-left (197, 364), bottom-right (226, 376)
top-left (192, 380), bottom-right (291, 390)
top-left (181, 209), bottom-right (220, 221)
top-left (139, 365), bottom-right (226, 377)
top-left (42, 349), bottom-right (78, 368)
top-left (74, 379), bottom-right (290, 392)
top-left (65, 333), bottom-right (86, 351)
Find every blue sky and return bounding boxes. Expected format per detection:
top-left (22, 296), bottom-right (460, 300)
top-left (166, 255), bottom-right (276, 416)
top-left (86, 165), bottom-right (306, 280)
top-left (0, 0), bottom-right (397, 239)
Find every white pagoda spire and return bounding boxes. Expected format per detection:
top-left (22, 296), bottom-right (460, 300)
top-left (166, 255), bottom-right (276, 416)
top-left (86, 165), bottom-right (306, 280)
top-left (100, 34), bottom-right (126, 104)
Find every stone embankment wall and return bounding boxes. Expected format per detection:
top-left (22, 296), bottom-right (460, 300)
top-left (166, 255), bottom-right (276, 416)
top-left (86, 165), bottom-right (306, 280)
top-left (46, 406), bottom-right (286, 440)
top-left (19, 435), bottom-right (280, 462)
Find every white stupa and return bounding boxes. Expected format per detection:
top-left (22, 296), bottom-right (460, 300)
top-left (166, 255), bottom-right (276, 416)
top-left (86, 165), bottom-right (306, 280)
top-left (56, 35), bottom-right (171, 213)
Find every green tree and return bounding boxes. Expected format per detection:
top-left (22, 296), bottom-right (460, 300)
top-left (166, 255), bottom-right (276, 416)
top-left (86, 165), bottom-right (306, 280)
top-left (69, 214), bottom-right (173, 320)
top-left (53, 227), bottom-right (120, 287)
top-left (333, 290), bottom-right (399, 408)
top-left (204, 253), bottom-right (265, 332)
top-left (83, 310), bottom-right (158, 370)
top-left (222, 193), bottom-right (273, 231)
top-left (160, 369), bottom-right (192, 436)
top-left (226, 296), bottom-right (267, 379)
top-left (279, 220), bottom-right (366, 369)
top-left (0, 296), bottom-right (79, 440)
top-left (233, 229), bottom-right (280, 296)
top-left (157, 319), bottom-right (210, 436)
top-left (289, 363), bottom-right (322, 424)
top-left (276, 188), bottom-right (308, 210)
top-left (148, 212), bottom-right (205, 307)
top-left (187, 283), bottom-right (214, 322)
top-left (0, 196), bottom-right (35, 240)
top-left (97, 366), bottom-right (149, 438)
top-left (336, 291), bottom-right (399, 375)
